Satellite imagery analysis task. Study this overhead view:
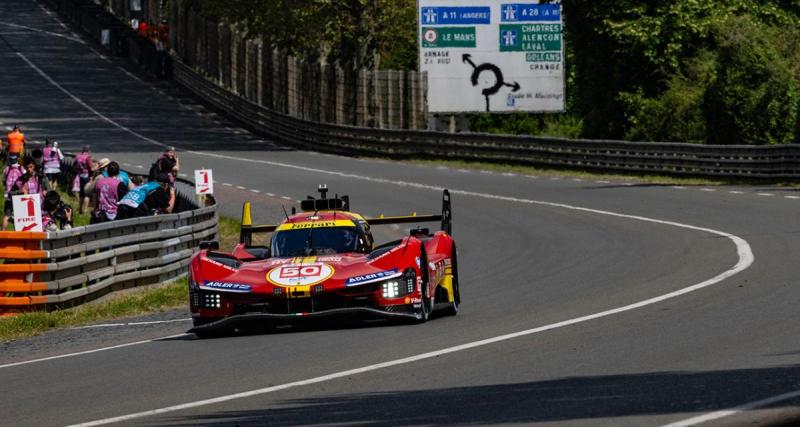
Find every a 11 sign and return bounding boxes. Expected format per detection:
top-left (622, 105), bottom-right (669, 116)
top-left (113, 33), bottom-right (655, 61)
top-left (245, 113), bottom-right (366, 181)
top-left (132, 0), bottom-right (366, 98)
top-left (194, 169), bottom-right (214, 195)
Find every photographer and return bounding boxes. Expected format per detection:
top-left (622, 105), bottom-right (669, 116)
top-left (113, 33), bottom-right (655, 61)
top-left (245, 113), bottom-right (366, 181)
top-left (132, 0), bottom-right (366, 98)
top-left (41, 191), bottom-right (72, 231)
top-left (42, 139), bottom-right (64, 190)
top-left (89, 161), bottom-right (127, 223)
top-left (16, 157), bottom-right (52, 196)
top-left (116, 173), bottom-right (171, 220)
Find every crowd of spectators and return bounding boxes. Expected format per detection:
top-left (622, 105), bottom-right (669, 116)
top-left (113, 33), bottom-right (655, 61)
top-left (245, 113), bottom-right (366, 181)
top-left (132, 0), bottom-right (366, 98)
top-left (1, 126), bottom-right (180, 231)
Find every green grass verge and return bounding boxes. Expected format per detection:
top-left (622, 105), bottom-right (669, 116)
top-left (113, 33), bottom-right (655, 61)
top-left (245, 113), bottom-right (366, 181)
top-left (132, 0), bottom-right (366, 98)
top-left (0, 216), bottom-right (243, 343)
top-left (0, 278), bottom-right (188, 342)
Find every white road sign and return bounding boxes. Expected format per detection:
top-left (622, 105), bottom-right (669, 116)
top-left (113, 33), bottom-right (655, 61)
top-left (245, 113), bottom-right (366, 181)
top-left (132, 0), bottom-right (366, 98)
top-left (419, 0), bottom-right (565, 113)
top-left (194, 169), bottom-right (214, 195)
top-left (12, 193), bottom-right (42, 232)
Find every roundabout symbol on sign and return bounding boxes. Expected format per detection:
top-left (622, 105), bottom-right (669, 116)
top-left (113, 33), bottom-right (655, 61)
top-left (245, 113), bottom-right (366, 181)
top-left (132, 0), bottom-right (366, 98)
top-left (462, 54), bottom-right (521, 112)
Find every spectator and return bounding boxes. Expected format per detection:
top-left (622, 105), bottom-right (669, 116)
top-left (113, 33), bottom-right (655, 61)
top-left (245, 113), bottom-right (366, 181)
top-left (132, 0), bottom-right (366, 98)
top-left (41, 191), bottom-right (72, 231)
top-left (73, 146), bottom-right (92, 213)
top-left (83, 157), bottom-right (110, 197)
top-left (42, 139), bottom-right (64, 190)
top-left (90, 161), bottom-right (127, 223)
top-left (2, 154), bottom-right (22, 229)
top-left (137, 20), bottom-right (149, 38)
top-left (102, 162), bottom-right (134, 190)
top-left (17, 157), bottom-right (51, 196)
top-left (116, 173), bottom-right (171, 219)
top-left (6, 125), bottom-right (25, 160)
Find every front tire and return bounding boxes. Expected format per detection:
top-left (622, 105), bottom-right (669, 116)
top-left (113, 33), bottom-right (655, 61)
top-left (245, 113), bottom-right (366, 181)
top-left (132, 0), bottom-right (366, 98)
top-left (414, 249), bottom-right (431, 323)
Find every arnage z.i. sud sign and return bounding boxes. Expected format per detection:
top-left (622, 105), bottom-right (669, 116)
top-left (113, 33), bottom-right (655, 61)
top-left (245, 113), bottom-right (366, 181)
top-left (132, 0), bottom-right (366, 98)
top-left (418, 0), bottom-right (565, 113)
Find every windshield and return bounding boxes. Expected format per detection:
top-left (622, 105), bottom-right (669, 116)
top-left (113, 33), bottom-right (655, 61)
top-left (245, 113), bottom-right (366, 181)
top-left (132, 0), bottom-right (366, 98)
top-left (271, 227), bottom-right (360, 257)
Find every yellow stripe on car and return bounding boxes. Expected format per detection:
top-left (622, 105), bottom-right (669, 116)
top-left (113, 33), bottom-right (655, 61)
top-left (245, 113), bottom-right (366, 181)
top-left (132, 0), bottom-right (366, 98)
top-left (277, 220), bottom-right (355, 231)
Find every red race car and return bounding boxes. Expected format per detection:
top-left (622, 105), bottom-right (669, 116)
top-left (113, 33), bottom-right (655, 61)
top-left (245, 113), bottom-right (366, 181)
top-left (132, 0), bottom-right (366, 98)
top-left (188, 187), bottom-right (459, 337)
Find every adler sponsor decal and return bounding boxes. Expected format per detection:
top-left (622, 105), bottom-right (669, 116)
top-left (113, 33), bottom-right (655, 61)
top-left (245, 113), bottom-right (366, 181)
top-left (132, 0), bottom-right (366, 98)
top-left (345, 269), bottom-right (401, 286)
top-left (200, 281), bottom-right (252, 292)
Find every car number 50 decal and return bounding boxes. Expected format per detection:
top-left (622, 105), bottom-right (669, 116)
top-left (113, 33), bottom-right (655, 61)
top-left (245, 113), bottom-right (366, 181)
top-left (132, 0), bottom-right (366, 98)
top-left (267, 263), bottom-right (335, 286)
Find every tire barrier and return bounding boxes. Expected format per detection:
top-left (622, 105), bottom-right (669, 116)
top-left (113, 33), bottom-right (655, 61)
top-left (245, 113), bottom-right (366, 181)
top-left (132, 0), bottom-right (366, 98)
top-left (0, 158), bottom-right (216, 316)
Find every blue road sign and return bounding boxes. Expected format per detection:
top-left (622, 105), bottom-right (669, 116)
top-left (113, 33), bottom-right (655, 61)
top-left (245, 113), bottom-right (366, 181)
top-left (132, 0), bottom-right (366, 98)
top-left (500, 4), bottom-right (560, 22)
top-left (420, 7), bottom-right (491, 25)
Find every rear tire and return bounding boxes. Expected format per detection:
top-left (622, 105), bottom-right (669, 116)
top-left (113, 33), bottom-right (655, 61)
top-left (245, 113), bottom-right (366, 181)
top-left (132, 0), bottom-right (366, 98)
top-left (442, 242), bottom-right (460, 316)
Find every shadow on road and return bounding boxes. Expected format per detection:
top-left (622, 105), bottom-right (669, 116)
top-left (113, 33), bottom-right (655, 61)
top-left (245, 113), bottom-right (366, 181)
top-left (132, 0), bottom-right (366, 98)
top-left (160, 365), bottom-right (800, 426)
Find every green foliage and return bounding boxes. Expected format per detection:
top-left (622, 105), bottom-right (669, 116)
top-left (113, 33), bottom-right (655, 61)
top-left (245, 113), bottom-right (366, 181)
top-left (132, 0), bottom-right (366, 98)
top-left (194, 0), bottom-right (800, 144)
top-left (470, 113), bottom-right (582, 139)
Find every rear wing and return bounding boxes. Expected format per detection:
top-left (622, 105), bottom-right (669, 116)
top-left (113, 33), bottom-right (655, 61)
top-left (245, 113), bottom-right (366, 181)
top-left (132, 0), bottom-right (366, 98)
top-left (239, 189), bottom-right (452, 245)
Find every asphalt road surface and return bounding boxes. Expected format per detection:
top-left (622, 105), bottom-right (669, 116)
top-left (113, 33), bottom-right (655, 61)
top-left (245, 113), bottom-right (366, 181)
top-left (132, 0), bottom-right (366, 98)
top-left (1, 1), bottom-right (800, 426)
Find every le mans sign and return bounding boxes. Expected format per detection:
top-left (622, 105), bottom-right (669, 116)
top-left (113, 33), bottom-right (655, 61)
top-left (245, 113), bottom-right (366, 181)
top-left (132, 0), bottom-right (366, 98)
top-left (418, 0), bottom-right (565, 113)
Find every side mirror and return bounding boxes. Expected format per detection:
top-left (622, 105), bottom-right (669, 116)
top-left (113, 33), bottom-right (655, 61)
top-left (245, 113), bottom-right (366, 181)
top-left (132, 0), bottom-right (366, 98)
top-left (199, 240), bottom-right (220, 250)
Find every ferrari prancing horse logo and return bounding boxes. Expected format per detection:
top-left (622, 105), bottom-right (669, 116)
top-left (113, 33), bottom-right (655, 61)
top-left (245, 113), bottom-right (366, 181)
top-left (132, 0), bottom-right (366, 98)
top-left (267, 263), bottom-right (335, 287)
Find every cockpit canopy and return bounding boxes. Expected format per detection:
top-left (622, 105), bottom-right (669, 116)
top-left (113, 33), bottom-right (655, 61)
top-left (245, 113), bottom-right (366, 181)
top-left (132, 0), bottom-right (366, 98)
top-left (270, 221), bottom-right (373, 257)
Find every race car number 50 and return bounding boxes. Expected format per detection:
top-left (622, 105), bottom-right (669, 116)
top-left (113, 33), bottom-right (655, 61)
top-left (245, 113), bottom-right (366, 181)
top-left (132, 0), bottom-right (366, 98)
top-left (267, 263), bottom-right (334, 286)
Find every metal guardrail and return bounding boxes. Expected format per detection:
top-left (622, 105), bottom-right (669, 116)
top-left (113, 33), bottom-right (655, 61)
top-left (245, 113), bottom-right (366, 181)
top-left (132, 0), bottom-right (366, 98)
top-left (173, 60), bottom-right (800, 180)
top-left (0, 158), bottom-right (216, 315)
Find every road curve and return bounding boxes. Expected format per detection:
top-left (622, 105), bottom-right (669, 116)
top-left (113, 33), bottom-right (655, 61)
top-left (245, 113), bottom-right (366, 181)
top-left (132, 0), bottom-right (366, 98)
top-left (1, 1), bottom-right (800, 426)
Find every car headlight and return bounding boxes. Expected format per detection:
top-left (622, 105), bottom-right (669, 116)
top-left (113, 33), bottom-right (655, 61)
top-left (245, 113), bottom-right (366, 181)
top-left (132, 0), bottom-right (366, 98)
top-left (381, 269), bottom-right (415, 298)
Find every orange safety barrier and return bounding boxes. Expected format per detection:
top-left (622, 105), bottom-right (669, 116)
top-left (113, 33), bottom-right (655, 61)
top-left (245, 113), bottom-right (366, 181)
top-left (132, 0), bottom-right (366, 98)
top-left (0, 231), bottom-right (47, 315)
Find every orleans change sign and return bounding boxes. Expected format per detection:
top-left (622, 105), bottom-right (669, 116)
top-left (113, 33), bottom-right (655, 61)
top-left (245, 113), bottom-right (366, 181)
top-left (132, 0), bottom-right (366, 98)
top-left (418, 0), bottom-right (565, 113)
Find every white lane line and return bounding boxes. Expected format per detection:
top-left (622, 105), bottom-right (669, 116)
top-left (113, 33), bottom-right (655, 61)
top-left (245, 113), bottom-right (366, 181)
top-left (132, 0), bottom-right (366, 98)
top-left (572, 178), bottom-right (583, 182)
top-left (480, 170), bottom-right (493, 174)
top-left (72, 152), bottom-right (755, 427)
top-left (0, 333), bottom-right (188, 369)
top-left (457, 169), bottom-right (469, 173)
top-left (235, 185), bottom-right (246, 190)
top-left (0, 22), bottom-right (85, 44)
top-left (597, 180), bottom-right (610, 184)
top-left (122, 163), bottom-right (131, 167)
top-left (672, 186), bottom-right (686, 190)
top-left (249, 189), bottom-right (260, 193)
top-left (662, 389), bottom-right (800, 427)
top-left (700, 188), bottom-right (716, 192)
top-left (266, 193), bottom-right (275, 197)
top-left (785, 196), bottom-right (800, 199)
top-left (280, 196), bottom-right (292, 200)
top-left (178, 173), bottom-right (188, 178)
top-left (135, 165), bottom-right (144, 169)
top-left (222, 183), bottom-right (233, 187)
top-left (117, 66), bottom-right (145, 83)
top-left (502, 172), bottom-right (515, 176)
top-left (729, 191), bottom-right (744, 194)
top-left (756, 193), bottom-right (774, 197)
top-left (69, 319), bottom-right (191, 329)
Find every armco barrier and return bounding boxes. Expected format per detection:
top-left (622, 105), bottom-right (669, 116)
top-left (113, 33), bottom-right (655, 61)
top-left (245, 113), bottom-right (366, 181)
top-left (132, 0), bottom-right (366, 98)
top-left (172, 60), bottom-right (800, 180)
top-left (0, 160), bottom-right (216, 315)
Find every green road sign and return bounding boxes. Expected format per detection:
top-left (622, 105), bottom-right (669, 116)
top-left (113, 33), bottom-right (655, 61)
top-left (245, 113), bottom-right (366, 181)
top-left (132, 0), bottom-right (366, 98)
top-left (499, 23), bottom-right (561, 52)
top-left (422, 27), bottom-right (477, 48)
top-left (526, 52), bottom-right (562, 62)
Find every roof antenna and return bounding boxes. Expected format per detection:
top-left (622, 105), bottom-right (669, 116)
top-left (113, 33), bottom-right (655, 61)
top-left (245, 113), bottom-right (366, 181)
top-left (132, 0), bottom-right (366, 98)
top-left (318, 184), bottom-right (328, 199)
top-left (281, 205), bottom-right (290, 221)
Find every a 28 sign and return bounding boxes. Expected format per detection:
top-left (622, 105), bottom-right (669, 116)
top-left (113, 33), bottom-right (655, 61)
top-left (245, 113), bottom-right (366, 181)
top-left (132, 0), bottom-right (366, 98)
top-left (194, 169), bottom-right (214, 195)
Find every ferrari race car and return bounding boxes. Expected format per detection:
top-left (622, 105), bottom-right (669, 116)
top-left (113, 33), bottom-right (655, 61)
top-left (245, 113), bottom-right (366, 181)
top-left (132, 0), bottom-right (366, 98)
top-left (188, 186), bottom-right (459, 337)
